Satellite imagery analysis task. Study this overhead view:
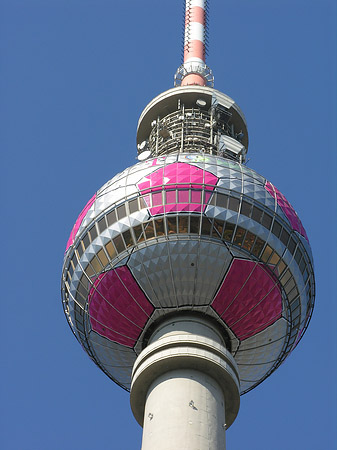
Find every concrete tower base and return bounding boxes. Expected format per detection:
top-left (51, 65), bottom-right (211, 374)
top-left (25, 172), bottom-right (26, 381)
top-left (130, 314), bottom-right (240, 450)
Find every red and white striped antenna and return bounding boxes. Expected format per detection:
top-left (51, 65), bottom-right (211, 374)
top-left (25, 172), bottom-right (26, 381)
top-left (175, 0), bottom-right (214, 87)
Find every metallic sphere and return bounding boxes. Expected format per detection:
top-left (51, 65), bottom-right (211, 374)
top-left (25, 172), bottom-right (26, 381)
top-left (61, 153), bottom-right (314, 394)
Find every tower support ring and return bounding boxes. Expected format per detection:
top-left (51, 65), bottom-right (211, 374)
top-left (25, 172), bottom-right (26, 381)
top-left (130, 315), bottom-right (240, 449)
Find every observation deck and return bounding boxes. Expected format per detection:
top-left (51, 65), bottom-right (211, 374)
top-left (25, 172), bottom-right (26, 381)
top-left (137, 86), bottom-right (249, 162)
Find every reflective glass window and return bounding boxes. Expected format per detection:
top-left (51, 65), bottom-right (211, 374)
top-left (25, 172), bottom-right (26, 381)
top-left (133, 224), bottom-right (145, 242)
top-left (243, 231), bottom-right (255, 251)
top-left (261, 212), bottom-right (272, 229)
top-left (68, 263), bottom-right (74, 278)
top-left (75, 321), bottom-right (85, 334)
top-left (252, 206), bottom-right (263, 223)
top-left (97, 249), bottom-right (109, 267)
top-left (144, 221), bottom-right (155, 239)
top-left (123, 230), bottom-right (134, 248)
top-left (117, 204), bottom-right (127, 220)
top-left (76, 295), bottom-right (86, 314)
top-left (223, 222), bottom-right (235, 241)
top-left (129, 198), bottom-right (139, 214)
top-left (277, 259), bottom-right (286, 275)
top-left (189, 216), bottom-right (200, 234)
top-left (70, 254), bottom-right (77, 269)
top-left (293, 315), bottom-right (300, 327)
top-left (154, 218), bottom-right (165, 236)
top-left (288, 287), bottom-right (299, 303)
top-left (98, 216), bottom-right (107, 233)
top-left (280, 269), bottom-right (292, 286)
top-left (299, 258), bottom-right (306, 273)
top-left (228, 197), bottom-right (240, 212)
top-left (66, 271), bottom-right (72, 284)
top-left (85, 264), bottom-right (95, 278)
top-left (113, 235), bottom-right (125, 253)
top-left (280, 228), bottom-right (290, 246)
top-left (252, 237), bottom-right (265, 257)
top-left (294, 248), bottom-right (302, 265)
top-left (106, 210), bottom-right (117, 226)
top-left (213, 219), bottom-right (224, 238)
top-left (241, 201), bottom-right (252, 217)
top-left (285, 277), bottom-right (296, 294)
top-left (290, 323), bottom-right (299, 338)
top-left (303, 269), bottom-right (309, 283)
top-left (178, 216), bottom-right (189, 234)
top-left (167, 216), bottom-right (177, 234)
top-left (288, 237), bottom-right (296, 255)
top-left (290, 297), bottom-right (300, 311)
top-left (269, 252), bottom-right (280, 266)
top-left (233, 226), bottom-right (245, 246)
top-left (90, 255), bottom-right (102, 273)
top-left (209, 192), bottom-right (216, 206)
top-left (82, 233), bottom-right (90, 249)
top-left (89, 224), bottom-right (97, 241)
top-left (77, 283), bottom-right (88, 300)
top-left (105, 241), bottom-right (117, 259)
top-left (272, 221), bottom-right (282, 238)
top-left (217, 193), bottom-right (228, 208)
top-left (201, 217), bottom-right (212, 236)
top-left (76, 242), bottom-right (84, 259)
top-left (261, 245), bottom-right (273, 263)
top-left (139, 196), bottom-right (147, 209)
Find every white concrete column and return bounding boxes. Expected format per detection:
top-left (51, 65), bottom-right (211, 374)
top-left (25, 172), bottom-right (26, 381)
top-left (130, 315), bottom-right (240, 450)
top-left (142, 369), bottom-right (226, 450)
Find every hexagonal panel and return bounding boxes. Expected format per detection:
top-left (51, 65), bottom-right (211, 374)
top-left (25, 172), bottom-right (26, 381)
top-left (88, 265), bottom-right (154, 347)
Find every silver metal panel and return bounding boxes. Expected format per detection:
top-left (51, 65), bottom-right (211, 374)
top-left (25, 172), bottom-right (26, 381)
top-left (89, 331), bottom-right (136, 369)
top-left (238, 360), bottom-right (276, 385)
top-left (236, 318), bottom-right (288, 364)
top-left (128, 242), bottom-right (173, 308)
top-left (128, 239), bottom-right (232, 310)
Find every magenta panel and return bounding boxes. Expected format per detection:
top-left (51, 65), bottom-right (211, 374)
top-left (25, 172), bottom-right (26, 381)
top-left (137, 162), bottom-right (218, 215)
top-left (265, 181), bottom-right (308, 242)
top-left (212, 259), bottom-right (282, 340)
top-left (66, 194), bottom-right (96, 251)
top-left (88, 266), bottom-right (154, 347)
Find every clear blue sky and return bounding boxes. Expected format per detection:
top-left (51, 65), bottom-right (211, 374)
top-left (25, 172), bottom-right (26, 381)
top-left (1, 0), bottom-right (336, 449)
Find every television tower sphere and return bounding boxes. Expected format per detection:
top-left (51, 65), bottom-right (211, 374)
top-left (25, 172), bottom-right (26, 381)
top-left (61, 1), bottom-right (315, 448)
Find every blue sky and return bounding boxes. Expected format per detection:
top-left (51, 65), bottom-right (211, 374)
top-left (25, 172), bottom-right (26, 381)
top-left (1, 0), bottom-right (336, 449)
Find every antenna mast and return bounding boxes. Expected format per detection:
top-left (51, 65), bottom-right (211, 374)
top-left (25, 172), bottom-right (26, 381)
top-left (175, 0), bottom-right (214, 87)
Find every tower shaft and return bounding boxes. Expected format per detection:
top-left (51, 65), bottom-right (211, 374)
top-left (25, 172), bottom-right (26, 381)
top-left (130, 315), bottom-right (240, 450)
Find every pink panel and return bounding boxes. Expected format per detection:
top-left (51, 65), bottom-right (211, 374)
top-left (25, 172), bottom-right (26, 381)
top-left (137, 162), bottom-right (218, 215)
top-left (151, 205), bottom-right (165, 215)
top-left (88, 266), bottom-right (154, 347)
top-left (178, 190), bottom-right (189, 203)
top-left (152, 192), bottom-right (162, 206)
top-left (166, 190), bottom-right (176, 204)
top-left (212, 259), bottom-right (282, 340)
top-left (166, 204), bottom-right (179, 213)
top-left (143, 194), bottom-right (151, 208)
top-left (204, 192), bottom-right (212, 204)
top-left (265, 181), bottom-right (308, 242)
top-left (66, 194), bottom-right (96, 251)
top-left (191, 190), bottom-right (202, 203)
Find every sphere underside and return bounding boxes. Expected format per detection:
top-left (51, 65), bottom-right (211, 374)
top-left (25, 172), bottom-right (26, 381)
top-left (61, 153), bottom-right (315, 394)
